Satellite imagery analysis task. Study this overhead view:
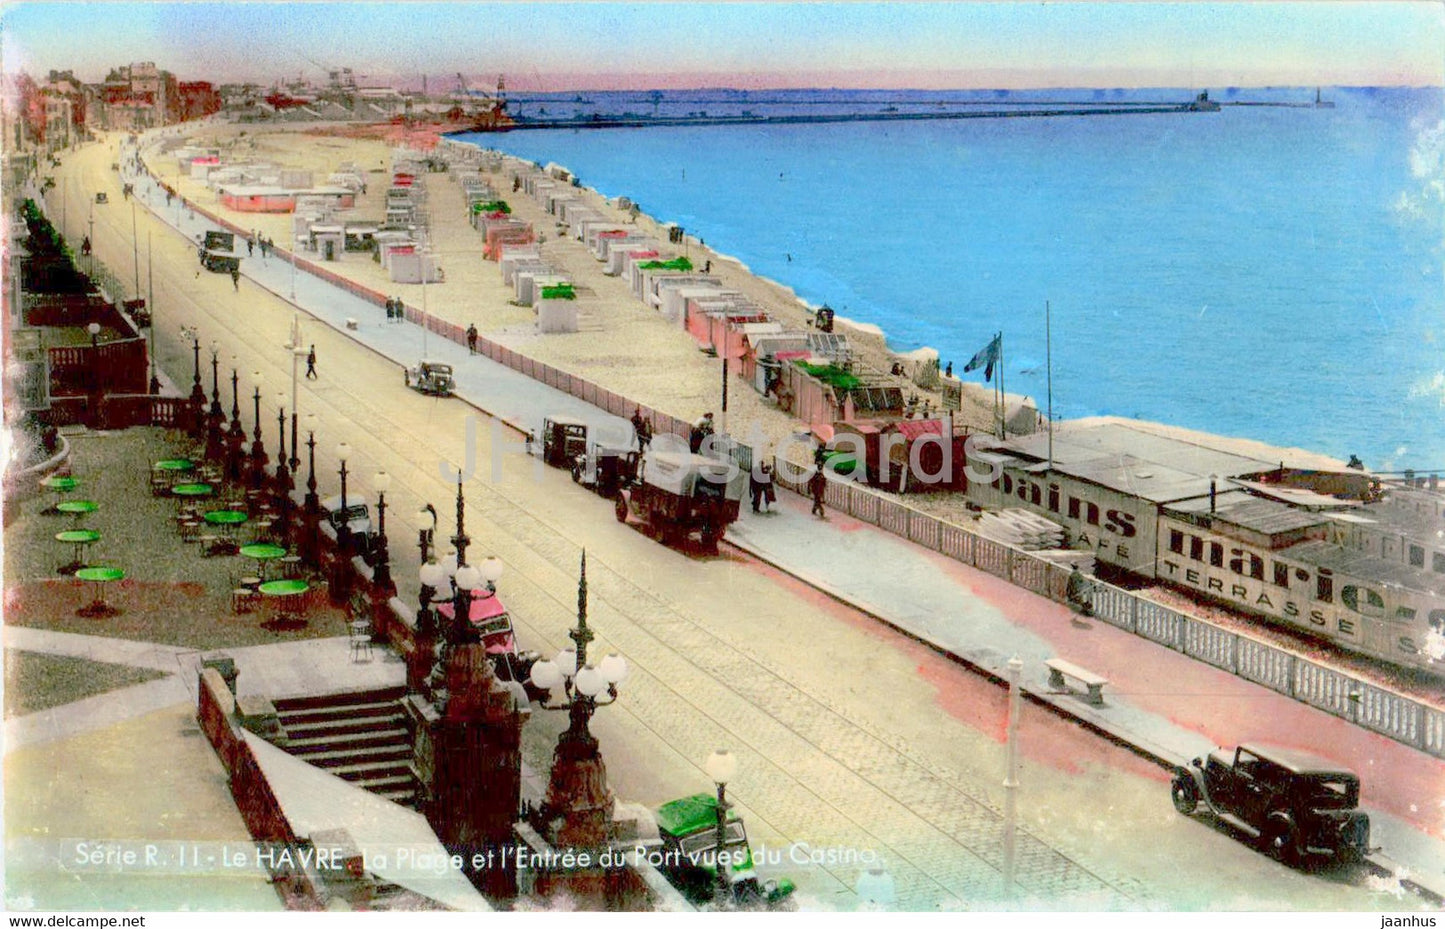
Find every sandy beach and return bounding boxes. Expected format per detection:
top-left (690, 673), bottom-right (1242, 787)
top-left (155, 122), bottom-right (1004, 470)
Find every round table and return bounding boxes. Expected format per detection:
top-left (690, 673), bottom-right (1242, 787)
top-left (172, 482), bottom-right (214, 511)
top-left (239, 543), bottom-right (287, 580)
top-left (55, 529), bottom-right (100, 574)
top-left (203, 510), bottom-right (248, 556)
top-left (155, 458), bottom-right (195, 474)
top-left (56, 499), bottom-right (99, 522)
top-left (153, 458), bottom-right (195, 493)
top-left (41, 475), bottom-right (79, 513)
top-left (259, 579), bottom-right (310, 630)
top-left (75, 566), bottom-right (125, 617)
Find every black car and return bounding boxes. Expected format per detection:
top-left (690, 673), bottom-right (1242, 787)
top-left (1171, 744), bottom-right (1372, 866)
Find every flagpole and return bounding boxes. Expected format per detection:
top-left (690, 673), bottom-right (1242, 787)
top-left (1046, 302), bottom-right (1053, 470)
top-left (997, 330), bottom-right (1006, 439)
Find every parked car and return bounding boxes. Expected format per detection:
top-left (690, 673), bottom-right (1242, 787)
top-left (653, 793), bottom-right (795, 910)
top-left (1171, 744), bottom-right (1372, 866)
top-left (572, 444), bottom-right (639, 499)
top-left (540, 415), bottom-right (589, 470)
top-left (320, 496), bottom-right (374, 557)
top-left (403, 360), bottom-right (454, 397)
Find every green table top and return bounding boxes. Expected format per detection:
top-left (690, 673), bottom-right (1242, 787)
top-left (57, 500), bottom-right (98, 515)
top-left (75, 566), bottom-right (124, 582)
top-left (43, 475), bottom-right (79, 492)
top-left (204, 510), bottom-right (248, 526)
top-left (240, 543), bottom-right (286, 560)
top-left (56, 529), bottom-right (100, 544)
top-left (172, 483), bottom-right (214, 497)
top-left (259, 579), bottom-right (308, 597)
top-left (155, 458), bottom-right (195, 472)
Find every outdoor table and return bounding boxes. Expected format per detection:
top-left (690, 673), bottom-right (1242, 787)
top-left (172, 482), bottom-right (214, 512)
top-left (75, 566), bottom-right (125, 617)
top-left (41, 475), bottom-right (79, 513)
top-left (153, 458), bottom-right (195, 492)
top-left (203, 510), bottom-right (248, 556)
top-left (259, 578), bottom-right (310, 630)
top-left (55, 528), bottom-right (100, 575)
top-left (239, 543), bottom-right (287, 580)
top-left (56, 499), bottom-right (99, 522)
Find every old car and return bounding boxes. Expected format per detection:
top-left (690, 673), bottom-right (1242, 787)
top-left (571, 444), bottom-right (639, 499)
top-left (403, 360), bottom-right (454, 397)
top-left (540, 416), bottom-right (589, 470)
top-left (1171, 743), bottom-right (1372, 866)
top-left (653, 793), bottom-right (795, 910)
top-left (320, 496), bottom-right (375, 558)
top-left (614, 450), bottom-right (745, 551)
top-left (432, 588), bottom-right (543, 699)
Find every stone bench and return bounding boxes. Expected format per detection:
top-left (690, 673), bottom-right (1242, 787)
top-left (1045, 658), bottom-right (1108, 707)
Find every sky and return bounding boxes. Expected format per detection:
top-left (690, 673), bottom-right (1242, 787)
top-left (1, 1), bottom-right (1442, 91)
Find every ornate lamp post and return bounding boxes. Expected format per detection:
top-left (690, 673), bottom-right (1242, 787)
top-left (372, 469), bottom-right (393, 591)
top-left (303, 414), bottom-right (319, 514)
top-left (87, 321), bottom-right (100, 349)
top-left (249, 371), bottom-right (268, 489)
top-left (274, 392), bottom-right (290, 490)
top-left (226, 357), bottom-right (245, 482)
top-left (334, 441), bottom-right (352, 553)
top-left (705, 749), bottom-right (739, 909)
top-left (205, 340), bottom-right (224, 458)
top-left (187, 331), bottom-right (206, 437)
top-left (528, 552), bottom-right (629, 849)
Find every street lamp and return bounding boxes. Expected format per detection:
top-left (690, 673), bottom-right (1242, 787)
top-left (335, 442), bottom-right (352, 553)
top-left (249, 370), bottom-right (268, 488)
top-left (87, 321), bottom-right (100, 349)
top-left (274, 392), bottom-right (290, 488)
top-left (529, 552), bottom-right (629, 847)
top-left (480, 555), bottom-right (503, 592)
top-left (704, 749), bottom-right (738, 909)
top-left (372, 469), bottom-right (392, 590)
top-left (304, 414), bottom-right (319, 513)
top-left (1002, 655), bottom-right (1023, 897)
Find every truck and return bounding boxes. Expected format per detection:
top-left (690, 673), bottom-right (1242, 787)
top-left (652, 793), bottom-right (795, 910)
top-left (198, 230), bottom-right (242, 274)
top-left (614, 450), bottom-right (745, 551)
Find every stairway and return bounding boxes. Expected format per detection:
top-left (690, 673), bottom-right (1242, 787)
top-left (272, 686), bottom-right (418, 807)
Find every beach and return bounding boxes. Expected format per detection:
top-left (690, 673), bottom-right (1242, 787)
top-left (156, 122), bottom-right (1004, 471)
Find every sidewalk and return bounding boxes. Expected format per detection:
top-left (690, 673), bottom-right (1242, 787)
top-left (129, 140), bottom-right (1445, 895)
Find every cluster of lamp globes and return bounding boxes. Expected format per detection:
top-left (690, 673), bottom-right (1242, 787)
top-left (529, 646), bottom-right (628, 699)
top-left (417, 551), bottom-right (505, 598)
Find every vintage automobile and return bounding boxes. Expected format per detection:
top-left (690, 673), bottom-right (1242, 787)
top-left (95, 191), bottom-right (108, 204)
top-left (198, 230), bottom-right (241, 274)
top-left (614, 450), bottom-right (746, 551)
top-left (571, 444), bottom-right (639, 499)
top-left (320, 496), bottom-right (375, 558)
top-left (433, 588), bottom-right (543, 698)
top-left (540, 416), bottom-right (589, 470)
top-left (653, 793), bottom-right (795, 910)
top-left (1171, 743), bottom-right (1372, 866)
top-left (403, 360), bottom-right (455, 397)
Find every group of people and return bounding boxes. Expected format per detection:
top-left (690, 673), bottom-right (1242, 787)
top-left (245, 232), bottom-right (275, 260)
top-left (630, 408), bottom-right (654, 452)
top-left (384, 296), bottom-right (407, 322)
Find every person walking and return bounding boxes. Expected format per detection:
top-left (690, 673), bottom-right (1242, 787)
top-left (466, 324), bottom-right (478, 354)
top-left (305, 345), bottom-right (318, 380)
top-left (230, 267), bottom-right (240, 291)
top-left (246, 236), bottom-right (254, 257)
top-left (809, 467), bottom-right (827, 518)
top-left (689, 412), bottom-right (715, 454)
top-left (631, 408), bottom-right (652, 452)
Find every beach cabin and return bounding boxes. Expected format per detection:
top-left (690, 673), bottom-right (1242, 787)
top-left (499, 249), bottom-right (544, 285)
top-left (607, 246), bottom-right (659, 278)
top-left (506, 259), bottom-right (551, 291)
top-left (595, 233), bottom-right (652, 264)
top-left (629, 258), bottom-right (695, 301)
top-left (516, 270), bottom-right (569, 306)
top-left (378, 237), bottom-right (417, 271)
top-left (218, 185), bottom-right (297, 213)
top-left (390, 249), bottom-right (442, 284)
top-left (742, 332), bottom-right (811, 392)
top-left (657, 280), bottom-right (727, 322)
top-left (298, 186), bottom-right (356, 209)
top-left (310, 224), bottom-right (345, 261)
top-left (482, 220), bottom-right (535, 260)
top-left (343, 223), bottom-right (378, 253)
top-left (536, 283), bottom-right (579, 334)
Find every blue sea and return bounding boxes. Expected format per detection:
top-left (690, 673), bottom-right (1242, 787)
top-left (458, 86), bottom-right (1445, 471)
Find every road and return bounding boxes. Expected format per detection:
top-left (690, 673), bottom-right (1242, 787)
top-left (30, 130), bottom-right (1427, 911)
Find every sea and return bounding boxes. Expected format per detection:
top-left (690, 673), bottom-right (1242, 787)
top-left (456, 86), bottom-right (1445, 471)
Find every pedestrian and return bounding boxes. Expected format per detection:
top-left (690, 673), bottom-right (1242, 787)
top-left (230, 267), bottom-right (240, 291)
top-left (466, 324), bottom-right (478, 354)
top-left (305, 344), bottom-right (318, 380)
top-left (81, 236), bottom-right (91, 257)
top-left (750, 461), bottom-right (775, 513)
top-left (704, 260), bottom-right (711, 273)
top-left (944, 361), bottom-right (953, 378)
top-left (689, 412), bottom-right (715, 454)
top-left (809, 467), bottom-right (827, 518)
top-left (246, 237), bottom-right (254, 256)
top-left (1067, 564), bottom-right (1095, 617)
top-left (385, 297), bottom-right (394, 321)
top-left (631, 408), bottom-right (652, 451)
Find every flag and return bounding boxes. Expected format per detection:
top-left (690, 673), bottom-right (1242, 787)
top-left (962, 333), bottom-right (1001, 382)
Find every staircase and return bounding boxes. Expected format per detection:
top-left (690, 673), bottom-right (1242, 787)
top-left (272, 686), bottom-right (418, 807)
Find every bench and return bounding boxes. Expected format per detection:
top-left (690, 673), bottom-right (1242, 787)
top-left (1045, 658), bottom-right (1108, 707)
